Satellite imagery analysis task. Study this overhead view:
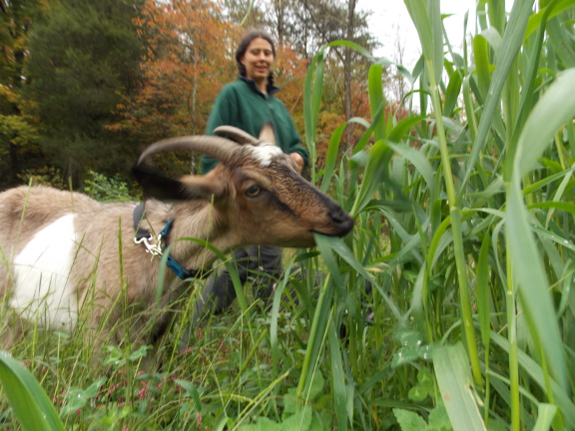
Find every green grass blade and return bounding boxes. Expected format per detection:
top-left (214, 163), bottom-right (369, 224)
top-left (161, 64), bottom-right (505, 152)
top-left (490, 331), bottom-right (575, 428)
top-left (472, 34), bottom-right (491, 101)
top-left (524, 0), bottom-right (575, 40)
top-left (270, 263), bottom-right (295, 375)
top-left (322, 118), bottom-right (369, 194)
top-left (297, 234), bottom-right (341, 399)
top-left (476, 233), bottom-right (492, 350)
top-left (387, 142), bottom-right (436, 199)
top-left (369, 63), bottom-right (386, 142)
top-left (350, 139), bottom-right (390, 216)
top-left (0, 351), bottom-right (66, 431)
top-left (444, 69), bottom-right (463, 117)
top-left (328, 320), bottom-right (348, 431)
top-left (321, 123), bottom-right (346, 193)
top-left (507, 69), bottom-right (575, 393)
top-left (177, 237), bottom-right (247, 312)
top-left (304, 40), bottom-right (375, 184)
top-left (510, 0), bottom-right (560, 174)
top-left (321, 234), bottom-right (402, 320)
top-left (533, 404), bottom-right (558, 431)
top-left (547, 16), bottom-right (575, 68)
top-left (433, 343), bottom-right (487, 431)
top-left (404, 0), bottom-right (442, 81)
top-left (303, 51), bottom-right (323, 182)
top-left (388, 115), bottom-right (426, 143)
top-left (461, 0), bottom-right (536, 191)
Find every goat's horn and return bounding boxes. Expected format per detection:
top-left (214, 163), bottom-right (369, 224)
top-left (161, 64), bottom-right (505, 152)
top-left (214, 126), bottom-right (259, 145)
top-left (137, 136), bottom-right (239, 165)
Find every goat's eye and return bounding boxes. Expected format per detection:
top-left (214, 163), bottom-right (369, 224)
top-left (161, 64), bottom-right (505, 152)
top-left (245, 185), bottom-right (261, 197)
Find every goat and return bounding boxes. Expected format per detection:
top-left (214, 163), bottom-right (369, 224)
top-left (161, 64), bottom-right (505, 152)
top-left (0, 124), bottom-right (354, 349)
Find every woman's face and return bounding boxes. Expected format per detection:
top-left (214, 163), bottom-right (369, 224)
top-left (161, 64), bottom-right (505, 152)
top-left (240, 37), bottom-right (275, 83)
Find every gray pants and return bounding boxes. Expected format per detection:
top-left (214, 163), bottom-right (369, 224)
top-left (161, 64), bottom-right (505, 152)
top-left (195, 245), bottom-right (283, 318)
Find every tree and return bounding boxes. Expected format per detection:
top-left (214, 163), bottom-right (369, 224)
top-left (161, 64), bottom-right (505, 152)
top-left (265, 0), bottom-right (379, 151)
top-left (112, 0), bottom-right (244, 174)
top-left (0, 0), bottom-right (45, 188)
top-left (23, 0), bottom-right (147, 185)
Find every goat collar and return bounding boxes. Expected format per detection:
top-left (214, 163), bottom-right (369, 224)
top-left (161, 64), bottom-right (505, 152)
top-left (133, 202), bottom-right (206, 280)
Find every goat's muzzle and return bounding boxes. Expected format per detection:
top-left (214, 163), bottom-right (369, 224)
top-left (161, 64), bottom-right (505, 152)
top-left (328, 206), bottom-right (355, 237)
top-left (311, 204), bottom-right (354, 239)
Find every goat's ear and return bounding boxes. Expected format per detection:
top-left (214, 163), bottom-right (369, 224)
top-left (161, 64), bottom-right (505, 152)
top-left (258, 121), bottom-right (276, 145)
top-left (132, 166), bottom-right (224, 201)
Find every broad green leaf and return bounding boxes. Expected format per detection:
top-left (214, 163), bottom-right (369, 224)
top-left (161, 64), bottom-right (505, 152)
top-left (480, 26), bottom-right (503, 55)
top-left (281, 406), bottom-right (312, 431)
top-left (393, 408), bottom-right (427, 431)
top-left (298, 236), bottom-right (337, 399)
top-left (433, 344), bottom-right (487, 431)
top-left (547, 14), bottom-right (575, 68)
top-left (0, 351), bottom-right (66, 431)
top-left (407, 386), bottom-right (429, 402)
top-left (428, 404), bottom-right (451, 431)
top-left (175, 379), bottom-right (202, 409)
top-left (237, 416), bottom-right (280, 431)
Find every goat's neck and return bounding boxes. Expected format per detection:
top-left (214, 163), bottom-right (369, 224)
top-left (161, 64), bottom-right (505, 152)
top-left (163, 201), bottom-right (240, 270)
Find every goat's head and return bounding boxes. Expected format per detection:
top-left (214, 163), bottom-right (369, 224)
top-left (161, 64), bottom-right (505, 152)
top-left (133, 123), bottom-right (354, 248)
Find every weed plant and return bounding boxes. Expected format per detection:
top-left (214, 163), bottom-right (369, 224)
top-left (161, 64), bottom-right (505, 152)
top-left (2, 1), bottom-right (575, 430)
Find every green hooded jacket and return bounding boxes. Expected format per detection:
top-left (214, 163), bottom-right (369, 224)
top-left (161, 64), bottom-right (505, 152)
top-left (201, 77), bottom-right (309, 173)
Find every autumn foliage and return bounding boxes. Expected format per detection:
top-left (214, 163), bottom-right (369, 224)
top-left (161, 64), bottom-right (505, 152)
top-left (1, 0), bottom-right (377, 188)
top-left (111, 0), bottom-right (239, 143)
top-left (112, 0), bottom-right (313, 146)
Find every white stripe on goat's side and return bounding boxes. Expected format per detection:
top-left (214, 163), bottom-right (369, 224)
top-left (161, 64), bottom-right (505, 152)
top-left (11, 214), bottom-right (79, 331)
top-left (249, 144), bottom-right (283, 167)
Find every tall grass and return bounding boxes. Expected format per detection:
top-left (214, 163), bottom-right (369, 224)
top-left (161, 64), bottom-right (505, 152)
top-left (2, 1), bottom-right (575, 430)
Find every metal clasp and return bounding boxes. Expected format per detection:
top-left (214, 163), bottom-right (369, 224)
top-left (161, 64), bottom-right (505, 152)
top-left (134, 233), bottom-right (164, 257)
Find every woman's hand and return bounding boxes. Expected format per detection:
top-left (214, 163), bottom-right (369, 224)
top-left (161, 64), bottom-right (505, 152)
top-left (289, 152), bottom-right (304, 174)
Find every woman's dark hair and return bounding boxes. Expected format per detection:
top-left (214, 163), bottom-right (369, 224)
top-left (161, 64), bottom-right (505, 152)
top-left (235, 29), bottom-right (276, 87)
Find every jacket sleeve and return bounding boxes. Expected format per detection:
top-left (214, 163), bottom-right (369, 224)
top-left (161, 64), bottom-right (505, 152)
top-left (281, 105), bottom-right (309, 169)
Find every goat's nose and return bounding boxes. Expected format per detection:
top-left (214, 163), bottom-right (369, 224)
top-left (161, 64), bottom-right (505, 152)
top-left (329, 206), bottom-right (354, 236)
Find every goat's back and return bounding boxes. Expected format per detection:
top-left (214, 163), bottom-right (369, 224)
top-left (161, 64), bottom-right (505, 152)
top-left (0, 186), bottom-right (98, 254)
top-left (0, 187), bottom-right (97, 294)
top-left (0, 187), bottom-right (169, 329)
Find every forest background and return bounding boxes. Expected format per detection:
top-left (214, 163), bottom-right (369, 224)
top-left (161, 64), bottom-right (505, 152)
top-left (0, 0), bottom-right (386, 190)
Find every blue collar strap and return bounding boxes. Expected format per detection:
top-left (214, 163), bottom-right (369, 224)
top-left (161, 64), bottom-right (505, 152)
top-left (133, 203), bottom-right (207, 280)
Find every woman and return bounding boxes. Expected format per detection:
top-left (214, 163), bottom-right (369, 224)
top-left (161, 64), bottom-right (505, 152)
top-left (197, 29), bottom-right (309, 316)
